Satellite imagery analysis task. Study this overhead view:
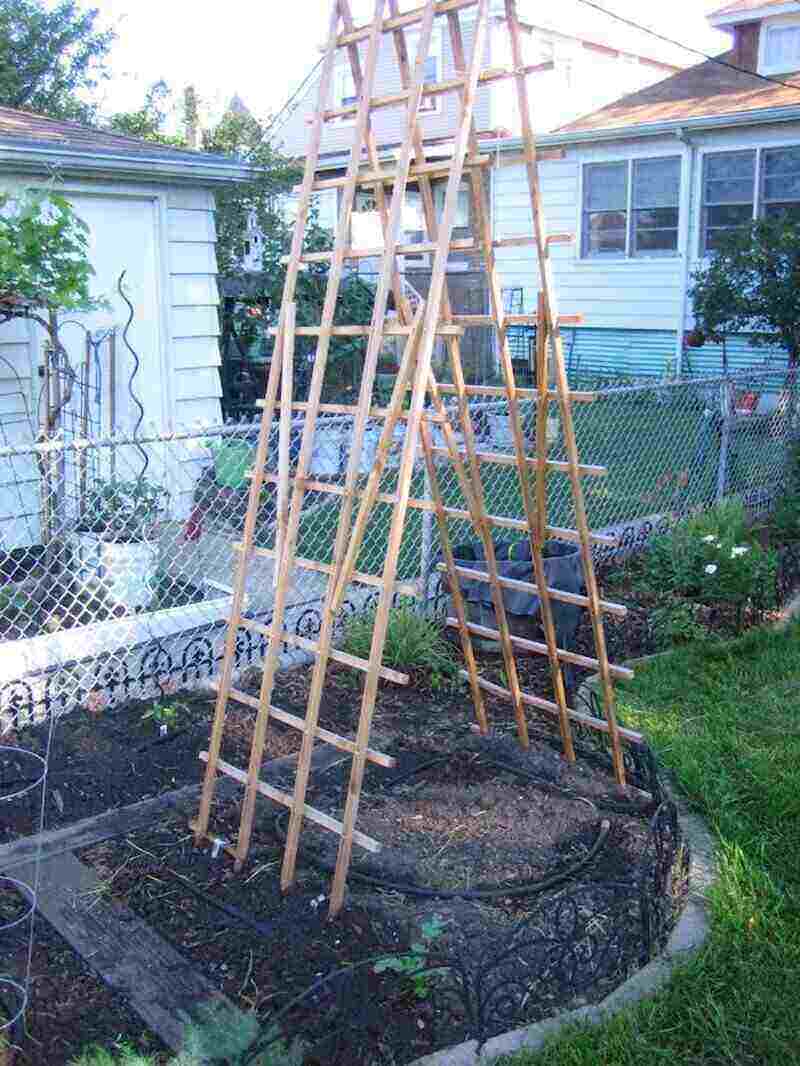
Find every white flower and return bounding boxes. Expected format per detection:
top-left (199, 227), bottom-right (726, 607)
top-left (701, 534), bottom-right (716, 543)
top-left (704, 564), bottom-right (718, 575)
top-left (731, 546), bottom-right (749, 558)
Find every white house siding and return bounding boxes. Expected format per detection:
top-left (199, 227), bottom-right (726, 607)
top-left (0, 176), bottom-right (224, 549)
top-left (491, 124), bottom-right (800, 377)
top-left (276, 16), bottom-right (492, 160)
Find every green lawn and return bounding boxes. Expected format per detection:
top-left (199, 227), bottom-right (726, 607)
top-left (496, 621), bottom-right (800, 1066)
top-left (293, 396), bottom-right (785, 579)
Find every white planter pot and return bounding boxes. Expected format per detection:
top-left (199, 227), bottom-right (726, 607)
top-left (70, 531), bottom-right (158, 611)
top-left (310, 427), bottom-right (342, 476)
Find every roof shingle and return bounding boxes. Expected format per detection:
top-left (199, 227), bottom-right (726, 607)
top-left (556, 51), bottom-right (800, 134)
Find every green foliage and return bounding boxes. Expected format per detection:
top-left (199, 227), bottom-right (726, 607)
top-left (80, 478), bottom-right (168, 541)
top-left (620, 501), bottom-right (777, 634)
top-left (0, 189), bottom-right (97, 312)
top-left (374, 915), bottom-right (447, 999)
top-left (690, 216), bottom-right (800, 363)
top-left (141, 701), bottom-right (186, 730)
top-left (769, 440), bottom-right (800, 544)
top-left (69, 1044), bottom-right (156, 1066)
top-left (649, 599), bottom-right (708, 650)
top-left (108, 80), bottom-right (186, 147)
top-left (341, 605), bottom-right (457, 687)
top-left (0, 0), bottom-right (113, 121)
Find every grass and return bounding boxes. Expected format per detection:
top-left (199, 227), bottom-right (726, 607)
top-left (496, 621), bottom-right (800, 1066)
top-left (293, 396), bottom-right (785, 579)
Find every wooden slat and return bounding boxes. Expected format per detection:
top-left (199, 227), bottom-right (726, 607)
top-left (445, 617), bottom-right (634, 680)
top-left (322, 61), bottom-right (552, 120)
top-left (266, 323), bottom-right (464, 337)
top-left (439, 505), bottom-right (617, 547)
top-left (237, 616), bottom-right (410, 685)
top-left (336, 0), bottom-right (479, 46)
top-left (504, 0), bottom-right (627, 787)
top-left (462, 673), bottom-right (644, 746)
top-left (438, 562), bottom-right (627, 618)
top-left (429, 446), bottom-right (607, 477)
top-left (429, 383), bottom-right (596, 402)
top-left (420, 420), bottom-right (488, 732)
top-left (306, 154), bottom-right (491, 192)
top-left (452, 313), bottom-right (584, 327)
top-left (199, 752), bottom-right (381, 853)
top-left (286, 237), bottom-right (475, 264)
top-left (233, 0), bottom-right (393, 870)
top-left (269, 400), bottom-right (447, 422)
top-left (215, 684), bottom-right (395, 768)
top-left (493, 234), bottom-right (573, 248)
top-left (275, 302), bottom-right (295, 588)
top-left (330, 0), bottom-right (494, 916)
top-left (192, 1), bottom-right (345, 849)
top-left (446, 7), bottom-right (574, 762)
top-left (234, 542), bottom-right (419, 597)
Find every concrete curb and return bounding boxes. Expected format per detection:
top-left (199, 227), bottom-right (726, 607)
top-left (408, 786), bottom-right (716, 1066)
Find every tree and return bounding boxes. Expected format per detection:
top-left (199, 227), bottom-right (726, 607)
top-left (690, 217), bottom-right (800, 367)
top-left (108, 80), bottom-right (186, 147)
top-left (0, 0), bottom-right (113, 122)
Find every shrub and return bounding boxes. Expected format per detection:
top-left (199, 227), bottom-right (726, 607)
top-left (69, 1046), bottom-right (156, 1066)
top-left (341, 604), bottom-right (457, 687)
top-left (651, 599), bottom-right (708, 649)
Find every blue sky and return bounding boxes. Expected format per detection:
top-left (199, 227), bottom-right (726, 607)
top-left (88, 0), bottom-right (730, 125)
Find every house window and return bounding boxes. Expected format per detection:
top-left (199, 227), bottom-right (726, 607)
top-left (701, 151), bottom-right (756, 253)
top-left (582, 157), bottom-right (681, 258)
top-left (761, 146), bottom-right (800, 222)
top-left (405, 28), bottom-right (443, 113)
top-left (701, 147), bottom-right (800, 253)
top-left (334, 63), bottom-right (358, 123)
top-left (761, 20), bottom-right (800, 75)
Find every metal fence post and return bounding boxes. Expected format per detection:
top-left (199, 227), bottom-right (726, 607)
top-left (716, 377), bottom-right (732, 503)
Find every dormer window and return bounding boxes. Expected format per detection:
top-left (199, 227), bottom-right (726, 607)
top-left (760, 16), bottom-right (800, 75)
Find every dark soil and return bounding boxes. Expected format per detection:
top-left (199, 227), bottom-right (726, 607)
top-left (2, 695), bottom-right (300, 841)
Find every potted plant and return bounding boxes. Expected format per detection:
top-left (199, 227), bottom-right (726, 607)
top-left (70, 478), bottom-right (168, 610)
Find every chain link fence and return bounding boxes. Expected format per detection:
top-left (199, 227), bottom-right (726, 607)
top-left (0, 366), bottom-right (795, 728)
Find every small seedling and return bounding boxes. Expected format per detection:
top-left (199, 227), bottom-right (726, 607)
top-left (141, 701), bottom-right (186, 732)
top-left (373, 915), bottom-right (447, 999)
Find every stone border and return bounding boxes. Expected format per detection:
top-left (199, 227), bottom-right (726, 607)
top-left (408, 787), bottom-right (715, 1066)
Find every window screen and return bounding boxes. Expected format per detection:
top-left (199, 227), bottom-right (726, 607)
top-left (761, 146), bottom-right (800, 222)
top-left (702, 151), bottom-right (755, 253)
top-left (632, 157), bottom-right (681, 255)
top-left (763, 24), bottom-right (800, 72)
top-left (582, 162), bottom-right (628, 257)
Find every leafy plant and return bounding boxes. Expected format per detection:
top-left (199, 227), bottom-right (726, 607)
top-left (141, 701), bottom-right (186, 730)
top-left (79, 478), bottom-right (168, 541)
top-left (0, 189), bottom-right (98, 313)
top-left (690, 216), bottom-right (800, 365)
top-left (650, 599), bottom-right (708, 649)
top-left (69, 1044), bottom-right (156, 1066)
top-left (341, 605), bottom-right (457, 686)
top-left (374, 915), bottom-right (447, 999)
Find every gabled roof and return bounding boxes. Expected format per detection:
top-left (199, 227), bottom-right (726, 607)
top-left (0, 105), bottom-right (251, 185)
top-left (556, 51), bottom-right (800, 134)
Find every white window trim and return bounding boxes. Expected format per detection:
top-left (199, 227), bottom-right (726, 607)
top-left (578, 155), bottom-right (682, 262)
top-left (758, 14), bottom-right (800, 75)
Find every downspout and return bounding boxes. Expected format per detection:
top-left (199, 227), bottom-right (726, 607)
top-left (674, 128), bottom-right (697, 378)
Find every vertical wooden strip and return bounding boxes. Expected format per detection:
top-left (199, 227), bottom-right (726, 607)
top-left (504, 0), bottom-right (624, 785)
top-left (233, 0), bottom-right (393, 867)
top-left (534, 293), bottom-right (548, 545)
top-left (419, 419), bottom-right (488, 732)
top-left (330, 0), bottom-right (494, 916)
top-left (280, 0), bottom-right (445, 895)
top-left (194, 1), bottom-right (345, 846)
top-left (275, 303), bottom-right (296, 588)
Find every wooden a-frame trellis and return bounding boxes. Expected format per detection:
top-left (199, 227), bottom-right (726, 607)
top-left (193, 0), bottom-right (640, 918)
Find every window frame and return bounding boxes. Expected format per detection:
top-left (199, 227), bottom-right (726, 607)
top-left (699, 144), bottom-right (800, 256)
top-left (759, 14), bottom-right (800, 76)
top-left (404, 27), bottom-right (444, 115)
top-left (579, 155), bottom-right (682, 261)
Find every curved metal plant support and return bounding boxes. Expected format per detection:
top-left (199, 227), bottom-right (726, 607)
top-left (117, 271), bottom-right (148, 481)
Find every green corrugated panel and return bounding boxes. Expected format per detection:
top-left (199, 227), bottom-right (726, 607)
top-left (560, 328), bottom-right (789, 382)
